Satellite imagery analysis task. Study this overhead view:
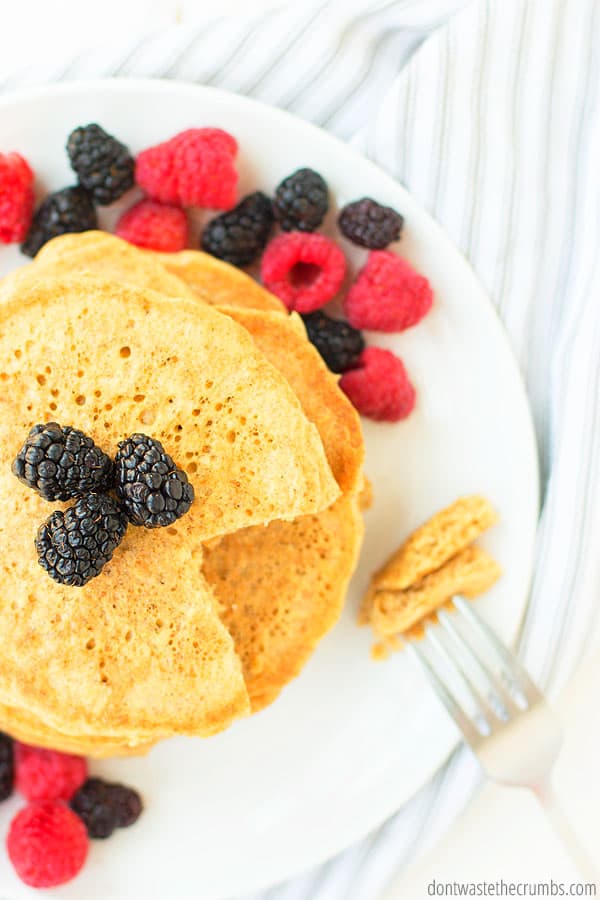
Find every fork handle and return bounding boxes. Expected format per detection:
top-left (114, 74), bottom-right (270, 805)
top-left (534, 780), bottom-right (600, 886)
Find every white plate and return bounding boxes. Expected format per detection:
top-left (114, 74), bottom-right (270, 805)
top-left (0, 80), bottom-right (538, 900)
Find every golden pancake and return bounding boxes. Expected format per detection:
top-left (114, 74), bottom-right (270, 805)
top-left (152, 249), bottom-right (285, 312)
top-left (0, 274), bottom-right (338, 540)
top-left (8, 231), bottom-right (202, 302)
top-left (0, 274), bottom-right (340, 742)
top-left (7, 306), bottom-right (365, 743)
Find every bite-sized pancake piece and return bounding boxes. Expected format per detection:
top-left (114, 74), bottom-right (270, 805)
top-left (368, 545), bottom-right (501, 638)
top-left (0, 275), bottom-right (340, 739)
top-left (9, 231), bottom-right (201, 301)
top-left (219, 308), bottom-right (364, 495)
top-left (152, 249), bottom-right (285, 312)
top-left (359, 496), bottom-right (497, 625)
top-left (204, 493), bottom-right (364, 712)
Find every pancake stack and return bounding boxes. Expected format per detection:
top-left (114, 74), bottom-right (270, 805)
top-left (0, 232), bottom-right (365, 757)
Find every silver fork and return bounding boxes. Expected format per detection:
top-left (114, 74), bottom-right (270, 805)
top-left (406, 595), bottom-right (599, 884)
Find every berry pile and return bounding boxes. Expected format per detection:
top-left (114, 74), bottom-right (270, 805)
top-left (249, 170), bottom-right (430, 422)
top-left (12, 423), bottom-right (195, 587)
top-left (188, 161), bottom-right (431, 422)
top-left (0, 733), bottom-right (142, 888)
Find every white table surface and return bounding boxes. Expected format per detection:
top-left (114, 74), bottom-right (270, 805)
top-left (0, 1), bottom-right (598, 896)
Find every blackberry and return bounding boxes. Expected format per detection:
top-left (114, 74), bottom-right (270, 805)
top-left (35, 493), bottom-right (128, 588)
top-left (13, 423), bottom-right (114, 501)
top-left (273, 168), bottom-right (328, 232)
top-left (201, 192), bottom-right (274, 267)
top-left (338, 198), bottom-right (403, 250)
top-left (21, 186), bottom-right (97, 257)
top-left (70, 777), bottom-right (142, 839)
top-left (0, 732), bottom-right (14, 802)
top-left (302, 311), bottom-right (365, 374)
top-left (67, 123), bottom-right (135, 205)
top-left (115, 434), bottom-right (194, 528)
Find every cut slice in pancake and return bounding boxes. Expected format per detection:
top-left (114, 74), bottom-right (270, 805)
top-left (0, 497), bottom-right (249, 740)
top-left (219, 308), bottom-right (364, 495)
top-left (202, 310), bottom-right (365, 712)
top-left (152, 249), bottom-right (285, 312)
top-left (204, 493), bottom-right (364, 712)
top-left (13, 231), bottom-right (201, 302)
top-left (0, 274), bottom-right (340, 741)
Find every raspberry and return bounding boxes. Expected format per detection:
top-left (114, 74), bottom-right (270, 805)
top-left (12, 422), bottom-right (114, 502)
top-left (339, 347), bottom-right (416, 422)
top-left (201, 191), bottom-right (274, 266)
top-left (36, 493), bottom-right (128, 587)
top-left (344, 251), bottom-right (433, 332)
top-left (273, 168), bottom-right (328, 232)
top-left (21, 186), bottom-right (97, 257)
top-left (0, 153), bottom-right (34, 243)
top-left (70, 777), bottom-right (143, 839)
top-left (338, 197), bottom-right (403, 249)
top-left (15, 743), bottom-right (87, 802)
top-left (7, 801), bottom-right (89, 888)
top-left (260, 231), bottom-right (346, 313)
top-left (302, 311), bottom-right (365, 374)
top-left (67, 123), bottom-right (134, 205)
top-left (114, 434), bottom-right (194, 528)
top-left (0, 732), bottom-right (14, 801)
top-left (116, 200), bottom-right (188, 252)
top-left (135, 128), bottom-right (238, 210)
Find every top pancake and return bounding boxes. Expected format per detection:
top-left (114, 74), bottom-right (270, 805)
top-left (0, 274), bottom-right (338, 538)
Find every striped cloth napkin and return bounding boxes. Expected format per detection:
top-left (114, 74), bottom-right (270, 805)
top-left (3, 1), bottom-right (599, 896)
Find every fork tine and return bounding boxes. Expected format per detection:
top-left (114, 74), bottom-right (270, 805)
top-left (407, 640), bottom-right (483, 749)
top-left (452, 595), bottom-right (542, 706)
top-left (437, 609), bottom-right (522, 719)
top-left (425, 622), bottom-right (502, 729)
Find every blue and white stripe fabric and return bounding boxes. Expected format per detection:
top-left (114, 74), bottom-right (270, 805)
top-left (3, 1), bottom-right (599, 896)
